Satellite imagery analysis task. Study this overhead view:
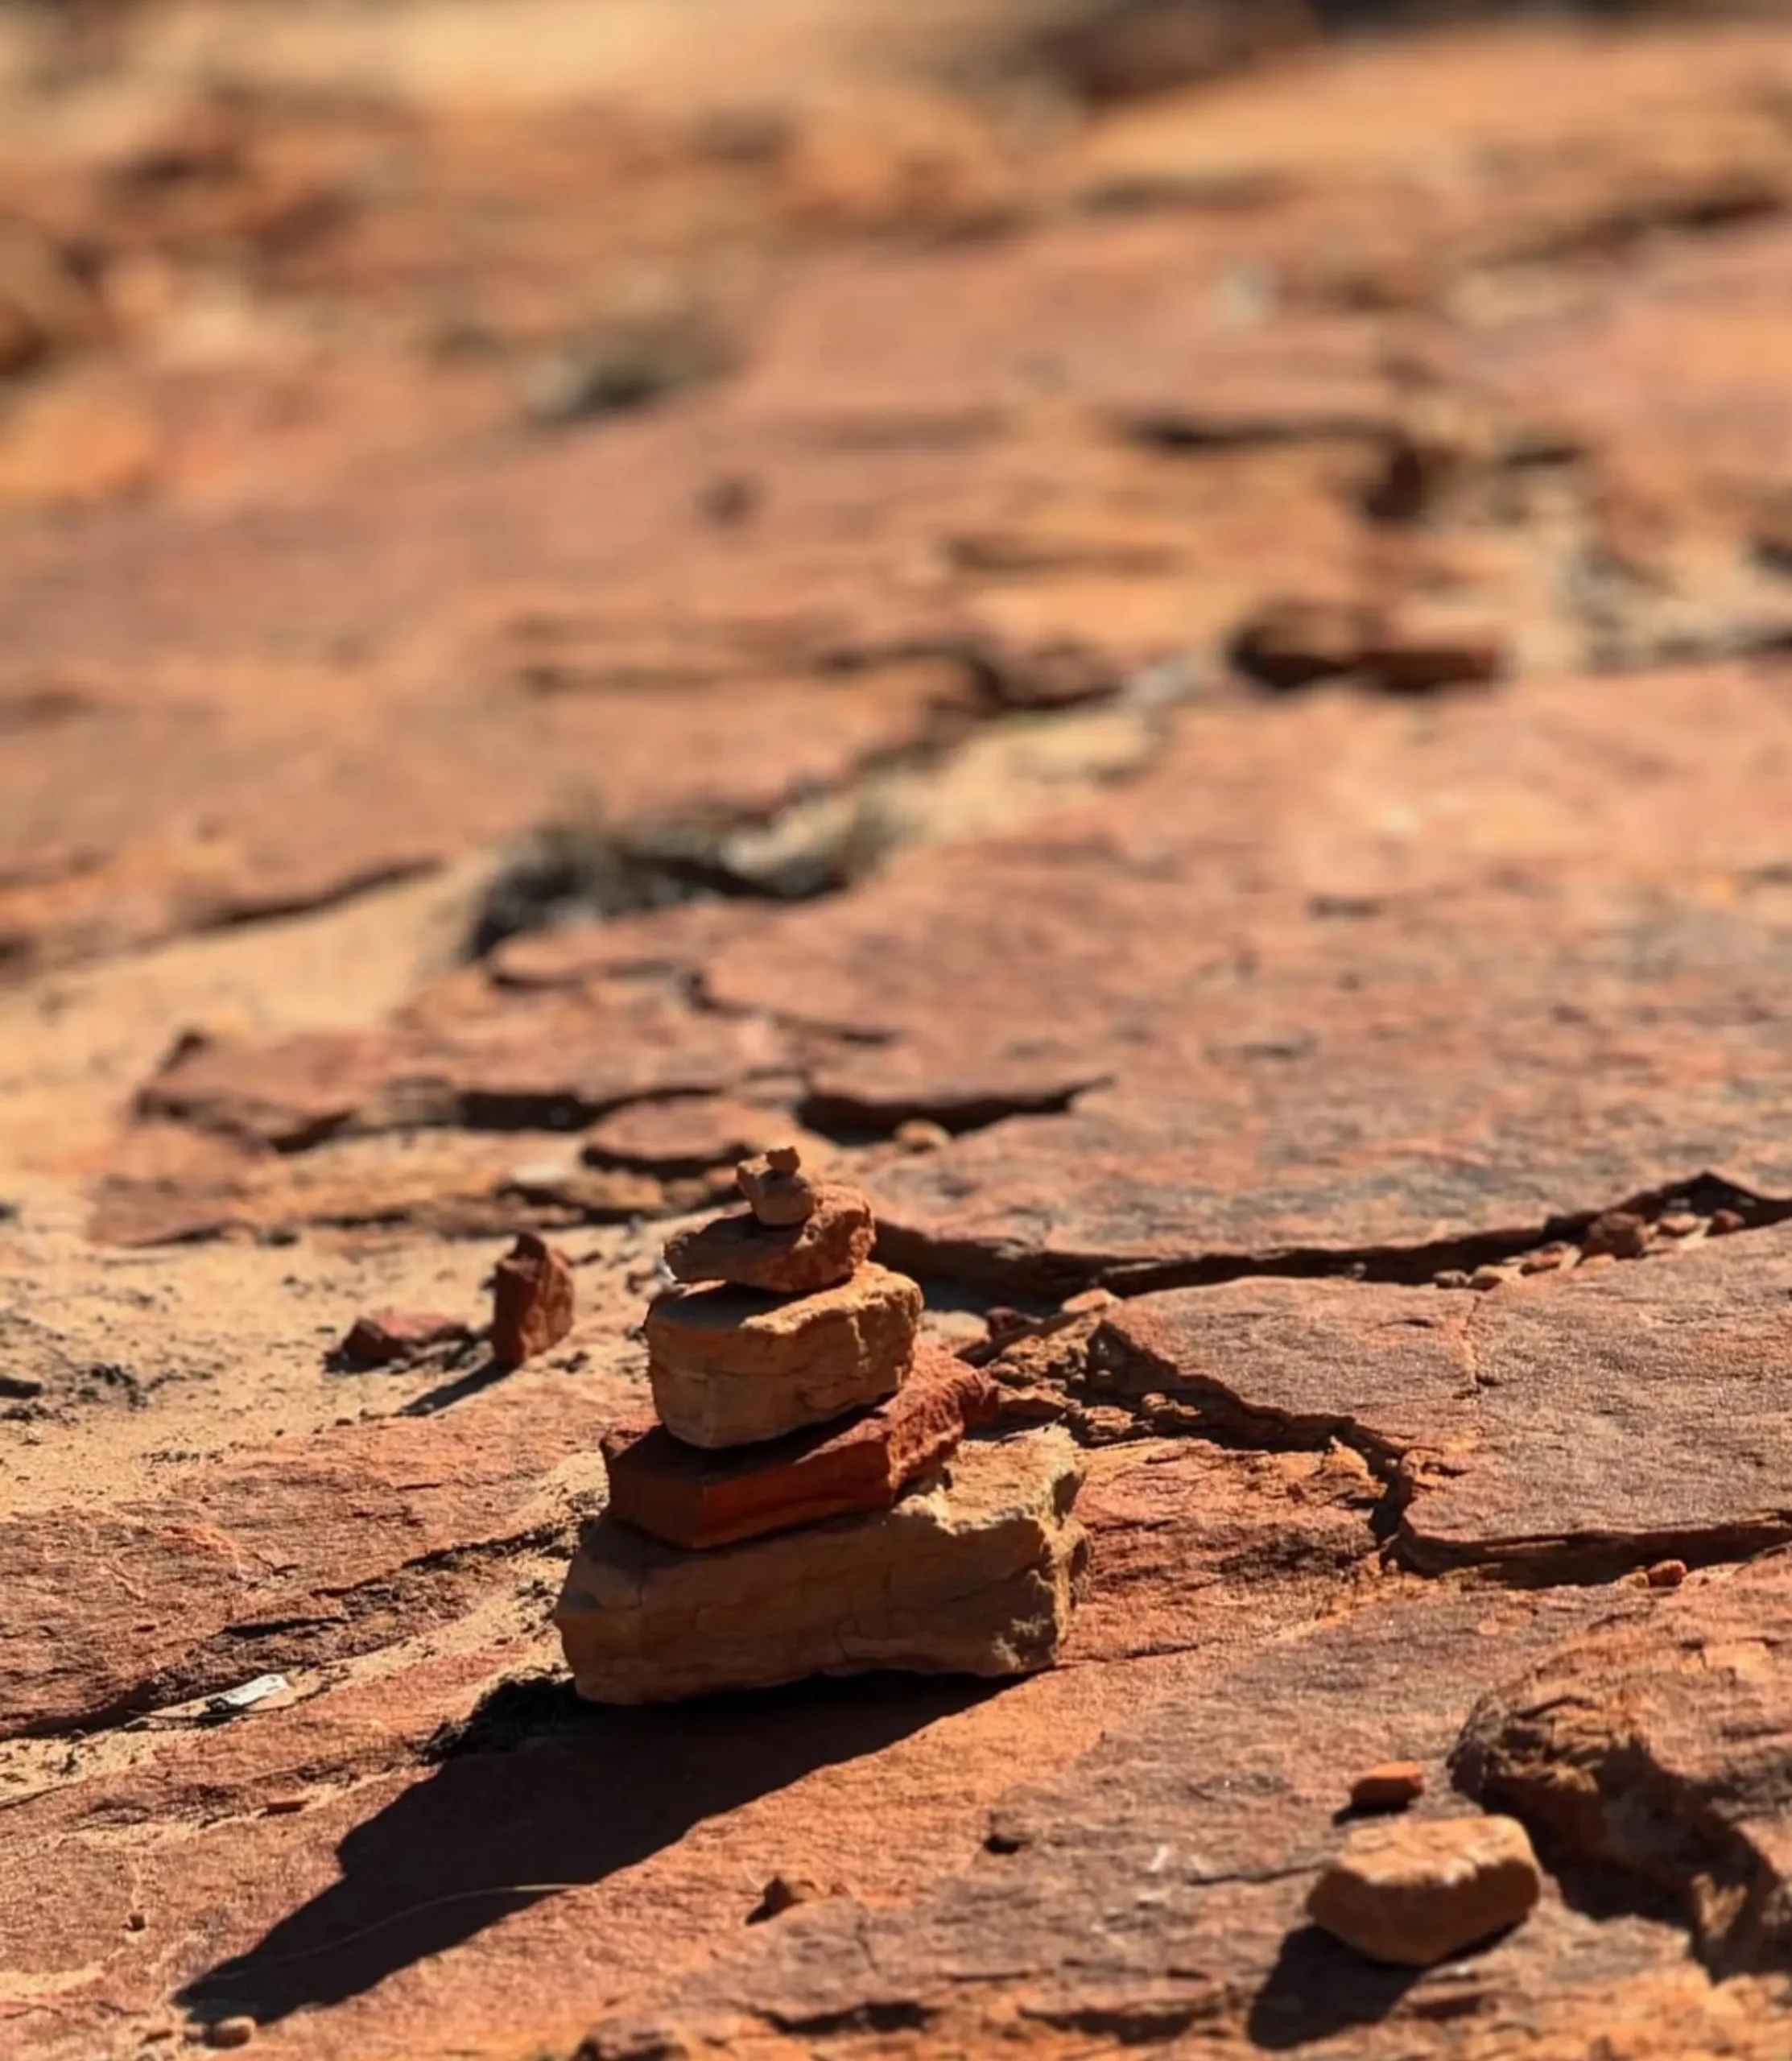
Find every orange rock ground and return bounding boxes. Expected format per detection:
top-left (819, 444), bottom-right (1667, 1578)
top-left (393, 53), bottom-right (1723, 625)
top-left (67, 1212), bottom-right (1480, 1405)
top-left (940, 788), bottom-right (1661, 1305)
top-left (10, 3), bottom-right (1792, 2056)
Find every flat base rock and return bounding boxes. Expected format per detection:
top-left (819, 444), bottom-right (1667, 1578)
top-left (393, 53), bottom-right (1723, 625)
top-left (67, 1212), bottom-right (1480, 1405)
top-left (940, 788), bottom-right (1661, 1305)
top-left (604, 1339), bottom-right (1000, 1550)
top-left (646, 1262), bottom-right (921, 1448)
top-left (556, 1430), bottom-right (1089, 1704)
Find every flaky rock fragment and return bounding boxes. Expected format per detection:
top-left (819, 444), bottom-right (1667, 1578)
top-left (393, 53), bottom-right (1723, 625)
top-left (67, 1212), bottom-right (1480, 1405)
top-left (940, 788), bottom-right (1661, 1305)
top-left (603, 1340), bottom-right (998, 1549)
top-left (737, 1145), bottom-right (815, 1226)
top-left (1349, 1762), bottom-right (1427, 1813)
top-left (664, 1182), bottom-right (874, 1295)
top-left (1307, 1815), bottom-right (1541, 1967)
top-left (338, 1309), bottom-right (469, 1366)
top-left (646, 1262), bottom-right (919, 1448)
top-left (556, 1431), bottom-right (1089, 1702)
top-left (490, 1231), bottom-right (575, 1369)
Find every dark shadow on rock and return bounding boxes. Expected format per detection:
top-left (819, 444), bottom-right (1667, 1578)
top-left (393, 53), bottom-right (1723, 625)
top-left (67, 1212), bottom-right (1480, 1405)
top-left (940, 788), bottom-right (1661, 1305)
top-left (396, 1354), bottom-right (510, 1417)
top-left (1246, 1925), bottom-right (1422, 2050)
top-left (180, 1671), bottom-right (1004, 2029)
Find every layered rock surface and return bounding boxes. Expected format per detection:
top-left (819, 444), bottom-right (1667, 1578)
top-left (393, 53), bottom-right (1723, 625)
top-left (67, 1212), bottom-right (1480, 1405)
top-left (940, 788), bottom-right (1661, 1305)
top-left (604, 1339), bottom-right (998, 1550)
top-left (559, 1429), bottom-right (1088, 1703)
top-left (17, 8), bottom-right (1792, 2059)
top-left (645, 1262), bottom-right (921, 1448)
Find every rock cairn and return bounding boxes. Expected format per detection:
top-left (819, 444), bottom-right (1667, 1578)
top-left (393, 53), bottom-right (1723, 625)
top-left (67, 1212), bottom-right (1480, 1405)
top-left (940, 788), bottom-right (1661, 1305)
top-left (556, 1147), bottom-right (1089, 1702)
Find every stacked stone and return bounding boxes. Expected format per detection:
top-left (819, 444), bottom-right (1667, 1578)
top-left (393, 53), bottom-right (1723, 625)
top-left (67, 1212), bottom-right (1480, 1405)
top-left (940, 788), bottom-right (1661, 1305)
top-left (556, 1147), bottom-right (1089, 1704)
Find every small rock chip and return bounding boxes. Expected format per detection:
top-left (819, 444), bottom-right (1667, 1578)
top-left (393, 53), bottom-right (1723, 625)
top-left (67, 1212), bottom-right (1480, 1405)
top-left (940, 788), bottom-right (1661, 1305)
top-left (985, 1306), bottom-right (1033, 1342)
top-left (338, 1309), bottom-right (469, 1367)
top-left (1583, 1209), bottom-right (1650, 1260)
top-left (750, 1873), bottom-right (824, 1922)
top-left (1517, 1247), bottom-right (1569, 1275)
top-left (1658, 1212), bottom-right (1702, 1238)
top-left (1434, 1270), bottom-right (1471, 1291)
top-left (737, 1148), bottom-right (815, 1226)
top-left (663, 1182), bottom-right (874, 1295)
top-left (1307, 1814), bottom-right (1541, 1967)
top-left (1646, 1558), bottom-right (1689, 1589)
top-left (894, 1118), bottom-right (952, 1153)
top-left (1060, 1287), bottom-right (1119, 1315)
top-left (206, 2020), bottom-right (258, 2050)
top-left (490, 1232), bottom-right (576, 1369)
top-left (1468, 1266), bottom-right (1507, 1292)
top-left (1348, 1762), bottom-right (1427, 1813)
top-left (1710, 1208), bottom-right (1746, 1237)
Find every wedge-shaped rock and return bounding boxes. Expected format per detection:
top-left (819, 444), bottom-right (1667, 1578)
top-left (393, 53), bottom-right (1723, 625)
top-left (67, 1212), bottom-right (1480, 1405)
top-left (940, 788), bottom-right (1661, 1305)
top-left (1307, 1815), bottom-right (1541, 1968)
top-left (556, 1431), bottom-right (1088, 1702)
top-left (604, 1340), bottom-right (998, 1550)
top-left (646, 1263), bottom-right (920, 1448)
top-left (662, 1183), bottom-right (874, 1295)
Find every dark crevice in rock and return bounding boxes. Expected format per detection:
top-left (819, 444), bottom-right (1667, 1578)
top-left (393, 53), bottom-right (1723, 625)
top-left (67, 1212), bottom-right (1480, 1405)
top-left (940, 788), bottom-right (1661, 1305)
top-left (463, 660), bottom-right (1183, 962)
top-left (801, 1080), bottom-right (1100, 1143)
top-left (1397, 1517), bottom-right (1792, 1588)
top-left (878, 1172), bottom-right (1792, 1303)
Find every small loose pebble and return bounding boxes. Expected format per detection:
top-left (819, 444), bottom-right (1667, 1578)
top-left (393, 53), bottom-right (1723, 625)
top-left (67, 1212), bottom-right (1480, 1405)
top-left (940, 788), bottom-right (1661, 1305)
top-left (1658, 1213), bottom-right (1701, 1238)
top-left (206, 2018), bottom-right (258, 2050)
top-left (1434, 1270), bottom-right (1471, 1291)
top-left (1061, 1287), bottom-right (1119, 1316)
top-left (750, 1873), bottom-right (824, 1922)
top-left (1349, 1762), bottom-right (1427, 1812)
top-left (1518, 1248), bottom-right (1567, 1274)
top-left (1646, 1559), bottom-right (1688, 1589)
top-left (1710, 1208), bottom-right (1746, 1237)
top-left (262, 1794), bottom-right (309, 1815)
top-left (1468, 1266), bottom-right (1507, 1292)
top-left (894, 1118), bottom-right (952, 1153)
top-left (1582, 1210), bottom-right (1649, 1260)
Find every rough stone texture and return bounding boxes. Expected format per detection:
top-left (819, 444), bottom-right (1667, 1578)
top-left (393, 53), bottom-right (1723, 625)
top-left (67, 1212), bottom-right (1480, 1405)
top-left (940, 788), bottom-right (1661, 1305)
top-left (645, 1262), bottom-right (920, 1448)
top-left (579, 1584), bottom-right (1707, 2056)
top-left (1307, 1814), bottom-right (1542, 1968)
top-left (662, 1183), bottom-right (875, 1295)
top-left (557, 1431), bottom-right (1088, 1702)
top-left (0, 1388), bottom-right (614, 1740)
top-left (338, 1309), bottom-right (470, 1366)
top-left (1454, 1551), bottom-right (1792, 1976)
top-left (602, 1338), bottom-right (998, 1550)
top-left (489, 1231), bottom-right (576, 1369)
top-left (1089, 1226), bottom-right (1792, 1582)
top-left (1350, 1762), bottom-right (1427, 1813)
top-left (17, 10), bottom-right (1792, 2059)
top-left (736, 1146), bottom-right (814, 1226)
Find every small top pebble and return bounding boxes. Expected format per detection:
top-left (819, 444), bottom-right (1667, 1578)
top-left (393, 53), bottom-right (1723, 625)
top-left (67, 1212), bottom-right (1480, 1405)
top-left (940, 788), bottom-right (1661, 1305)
top-left (737, 1148), bottom-right (815, 1227)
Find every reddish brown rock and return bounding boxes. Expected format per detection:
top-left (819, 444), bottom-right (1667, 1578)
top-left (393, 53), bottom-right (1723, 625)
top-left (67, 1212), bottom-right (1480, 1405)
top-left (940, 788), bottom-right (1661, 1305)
top-left (603, 1339), bottom-right (998, 1550)
top-left (736, 1145), bottom-right (815, 1226)
top-left (338, 1309), bottom-right (470, 1367)
top-left (489, 1232), bottom-right (576, 1369)
top-left (1453, 1551), bottom-right (1792, 1973)
top-left (582, 1096), bottom-right (791, 1174)
top-left (1583, 1208), bottom-right (1650, 1259)
top-left (557, 1431), bottom-right (1088, 1702)
top-left (646, 1262), bottom-right (920, 1447)
top-left (662, 1182), bottom-right (875, 1295)
top-left (1348, 1762), bottom-right (1427, 1813)
top-left (1307, 1815), bottom-right (1542, 1967)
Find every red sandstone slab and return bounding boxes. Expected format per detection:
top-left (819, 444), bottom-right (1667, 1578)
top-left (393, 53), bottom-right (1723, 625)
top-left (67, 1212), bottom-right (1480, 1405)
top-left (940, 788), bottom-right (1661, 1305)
top-left (603, 1338), bottom-right (998, 1550)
